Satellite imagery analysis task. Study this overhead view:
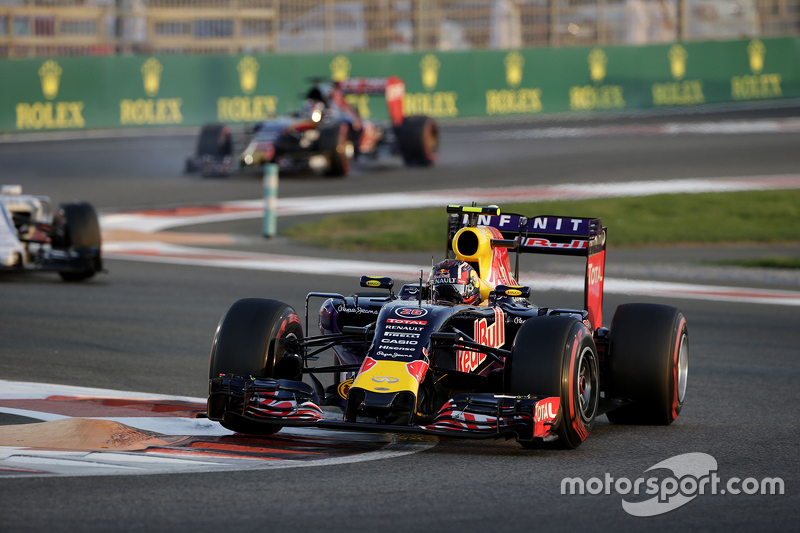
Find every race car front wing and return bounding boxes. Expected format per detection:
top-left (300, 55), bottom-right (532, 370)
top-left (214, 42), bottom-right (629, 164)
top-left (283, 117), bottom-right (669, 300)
top-left (207, 375), bottom-right (560, 444)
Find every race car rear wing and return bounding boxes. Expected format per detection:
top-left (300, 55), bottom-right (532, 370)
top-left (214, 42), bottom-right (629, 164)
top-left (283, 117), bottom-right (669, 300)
top-left (337, 76), bottom-right (405, 127)
top-left (446, 205), bottom-right (607, 329)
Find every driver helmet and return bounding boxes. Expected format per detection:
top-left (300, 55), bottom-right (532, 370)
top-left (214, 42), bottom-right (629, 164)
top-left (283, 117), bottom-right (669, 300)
top-left (427, 259), bottom-right (481, 305)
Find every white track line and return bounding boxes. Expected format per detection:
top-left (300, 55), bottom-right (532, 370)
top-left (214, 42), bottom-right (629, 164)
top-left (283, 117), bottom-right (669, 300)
top-left (100, 174), bottom-right (800, 232)
top-left (103, 242), bottom-right (800, 307)
top-left (98, 174), bottom-right (800, 306)
top-left (483, 118), bottom-right (800, 141)
top-left (0, 380), bottom-right (435, 478)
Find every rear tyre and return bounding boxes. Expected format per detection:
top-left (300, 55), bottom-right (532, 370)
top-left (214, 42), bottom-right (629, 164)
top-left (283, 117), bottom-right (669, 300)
top-left (506, 316), bottom-right (599, 449)
top-left (196, 123), bottom-right (232, 158)
top-left (209, 298), bottom-right (304, 435)
top-left (606, 303), bottom-right (688, 425)
top-left (317, 122), bottom-right (353, 177)
top-left (51, 202), bottom-right (102, 281)
top-left (396, 115), bottom-right (438, 166)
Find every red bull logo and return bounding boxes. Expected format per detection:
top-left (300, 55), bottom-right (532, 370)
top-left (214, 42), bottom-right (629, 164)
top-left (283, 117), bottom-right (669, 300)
top-left (457, 308), bottom-right (505, 373)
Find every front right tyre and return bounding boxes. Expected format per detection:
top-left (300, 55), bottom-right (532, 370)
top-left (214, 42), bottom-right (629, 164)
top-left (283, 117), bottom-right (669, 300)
top-left (209, 298), bottom-right (304, 435)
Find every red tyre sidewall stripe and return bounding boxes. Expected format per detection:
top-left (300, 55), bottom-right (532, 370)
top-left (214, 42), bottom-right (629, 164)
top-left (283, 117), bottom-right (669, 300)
top-left (671, 316), bottom-right (687, 420)
top-left (568, 330), bottom-right (588, 441)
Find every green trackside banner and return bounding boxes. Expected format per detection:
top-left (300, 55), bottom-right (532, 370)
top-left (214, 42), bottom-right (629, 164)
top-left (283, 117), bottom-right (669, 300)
top-left (1, 37), bottom-right (798, 133)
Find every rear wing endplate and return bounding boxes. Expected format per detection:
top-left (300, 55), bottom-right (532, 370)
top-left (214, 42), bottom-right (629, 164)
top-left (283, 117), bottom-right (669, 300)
top-left (337, 76), bottom-right (405, 127)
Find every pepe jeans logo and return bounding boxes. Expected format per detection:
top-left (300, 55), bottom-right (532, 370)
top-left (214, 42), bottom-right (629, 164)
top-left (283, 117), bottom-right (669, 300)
top-left (561, 453), bottom-right (784, 517)
top-left (39, 60), bottom-right (62, 100)
top-left (330, 55), bottom-right (351, 82)
top-left (504, 51), bottom-right (524, 88)
top-left (420, 54), bottom-right (440, 91)
top-left (141, 58), bottom-right (163, 97)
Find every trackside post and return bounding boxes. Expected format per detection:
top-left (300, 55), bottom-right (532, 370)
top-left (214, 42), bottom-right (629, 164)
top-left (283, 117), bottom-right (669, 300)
top-left (263, 163), bottom-right (278, 237)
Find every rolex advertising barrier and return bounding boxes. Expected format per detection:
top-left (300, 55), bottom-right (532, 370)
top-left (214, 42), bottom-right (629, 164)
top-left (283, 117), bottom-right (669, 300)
top-left (2, 37), bottom-right (798, 134)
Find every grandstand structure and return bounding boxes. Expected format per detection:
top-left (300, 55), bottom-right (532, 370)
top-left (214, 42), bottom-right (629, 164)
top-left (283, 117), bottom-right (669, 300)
top-left (0, 0), bottom-right (797, 58)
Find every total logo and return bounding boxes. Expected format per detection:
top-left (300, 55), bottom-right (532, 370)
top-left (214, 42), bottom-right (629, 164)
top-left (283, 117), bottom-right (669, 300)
top-left (457, 308), bottom-right (505, 373)
top-left (588, 264), bottom-right (604, 285)
top-left (535, 398), bottom-right (559, 423)
top-left (395, 307), bottom-right (428, 318)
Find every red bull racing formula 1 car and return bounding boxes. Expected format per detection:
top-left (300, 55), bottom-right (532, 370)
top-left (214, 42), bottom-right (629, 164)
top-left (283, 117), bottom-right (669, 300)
top-left (206, 205), bottom-right (688, 448)
top-left (186, 76), bottom-right (438, 177)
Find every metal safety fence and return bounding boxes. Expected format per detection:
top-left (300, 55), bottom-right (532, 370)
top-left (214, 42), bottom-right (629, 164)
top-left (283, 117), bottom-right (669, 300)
top-left (1, 0), bottom-right (798, 58)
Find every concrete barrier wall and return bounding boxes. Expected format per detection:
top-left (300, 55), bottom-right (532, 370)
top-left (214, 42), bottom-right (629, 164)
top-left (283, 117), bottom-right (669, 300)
top-left (2, 37), bottom-right (798, 133)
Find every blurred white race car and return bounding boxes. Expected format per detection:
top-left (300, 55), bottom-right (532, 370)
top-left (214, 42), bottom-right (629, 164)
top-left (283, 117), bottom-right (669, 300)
top-left (0, 185), bottom-right (102, 281)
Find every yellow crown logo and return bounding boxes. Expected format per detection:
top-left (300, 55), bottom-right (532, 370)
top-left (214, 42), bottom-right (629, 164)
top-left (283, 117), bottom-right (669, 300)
top-left (588, 48), bottom-right (607, 84)
top-left (330, 55), bottom-right (351, 82)
top-left (668, 44), bottom-right (688, 81)
top-left (747, 39), bottom-right (765, 74)
top-left (141, 57), bottom-right (163, 97)
top-left (420, 54), bottom-right (440, 91)
top-left (237, 56), bottom-right (259, 95)
top-left (38, 60), bottom-right (62, 100)
top-left (504, 51), bottom-right (524, 88)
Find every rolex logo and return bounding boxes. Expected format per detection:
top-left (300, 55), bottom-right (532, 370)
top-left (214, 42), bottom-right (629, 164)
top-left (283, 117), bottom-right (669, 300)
top-left (237, 56), bottom-right (259, 95)
top-left (38, 60), bottom-right (62, 100)
top-left (420, 54), bottom-right (440, 91)
top-left (504, 51), bottom-right (524, 88)
top-left (330, 55), bottom-right (351, 82)
top-left (141, 57), bottom-right (163, 97)
top-left (668, 44), bottom-right (688, 81)
top-left (747, 39), bottom-right (765, 74)
top-left (588, 48), bottom-right (607, 84)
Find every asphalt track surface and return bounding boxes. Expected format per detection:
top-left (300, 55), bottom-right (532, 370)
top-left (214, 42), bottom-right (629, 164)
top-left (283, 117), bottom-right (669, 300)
top-left (2, 106), bottom-right (800, 532)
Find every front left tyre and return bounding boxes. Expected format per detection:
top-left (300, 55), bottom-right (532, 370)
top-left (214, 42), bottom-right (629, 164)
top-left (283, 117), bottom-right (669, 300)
top-left (506, 316), bottom-right (599, 449)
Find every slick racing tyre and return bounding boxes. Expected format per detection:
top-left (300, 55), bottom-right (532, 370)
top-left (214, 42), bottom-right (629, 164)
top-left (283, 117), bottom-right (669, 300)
top-left (186, 123), bottom-right (232, 173)
top-left (606, 303), bottom-right (688, 425)
top-left (209, 298), bottom-right (304, 435)
top-left (51, 202), bottom-right (102, 281)
top-left (506, 316), bottom-right (599, 449)
top-left (318, 122), bottom-right (353, 177)
top-left (196, 123), bottom-right (232, 158)
top-left (396, 115), bottom-right (438, 166)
